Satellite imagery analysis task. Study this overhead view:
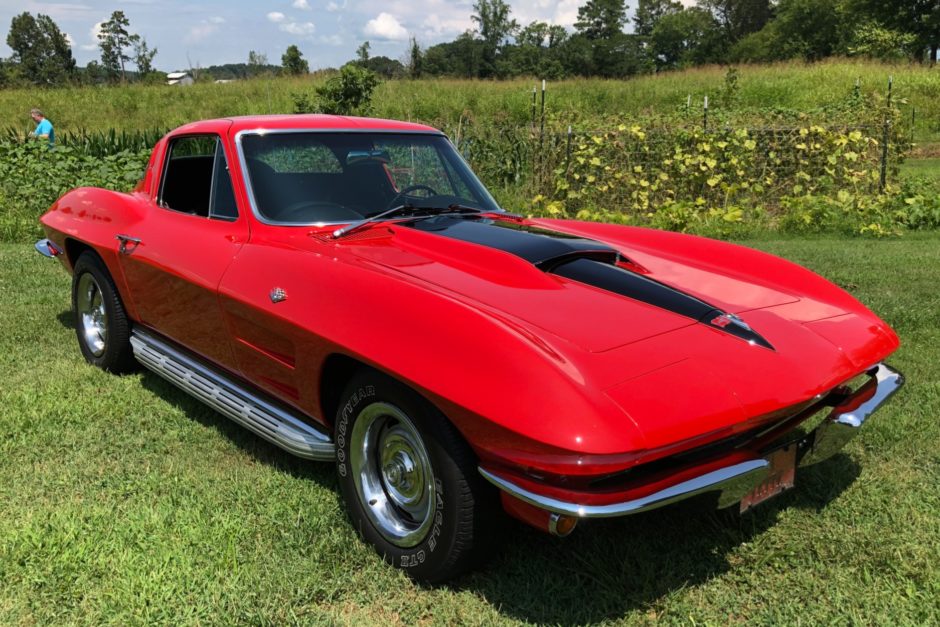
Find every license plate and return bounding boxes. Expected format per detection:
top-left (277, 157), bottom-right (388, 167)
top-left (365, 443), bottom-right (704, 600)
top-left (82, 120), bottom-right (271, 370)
top-left (739, 445), bottom-right (797, 513)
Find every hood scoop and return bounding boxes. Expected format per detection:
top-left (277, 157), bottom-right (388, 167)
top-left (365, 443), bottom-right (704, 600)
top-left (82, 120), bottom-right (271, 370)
top-left (405, 215), bottom-right (775, 350)
top-left (407, 215), bottom-right (619, 269)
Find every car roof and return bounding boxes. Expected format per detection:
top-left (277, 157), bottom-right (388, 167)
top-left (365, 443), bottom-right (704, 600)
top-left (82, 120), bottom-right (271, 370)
top-left (169, 114), bottom-right (442, 137)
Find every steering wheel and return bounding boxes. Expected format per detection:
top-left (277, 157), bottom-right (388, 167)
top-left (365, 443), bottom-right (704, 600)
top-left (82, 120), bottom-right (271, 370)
top-left (385, 184), bottom-right (440, 210)
top-left (277, 200), bottom-right (363, 223)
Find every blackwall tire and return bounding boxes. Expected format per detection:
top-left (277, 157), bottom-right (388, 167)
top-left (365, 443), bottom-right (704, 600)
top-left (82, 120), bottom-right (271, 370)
top-left (335, 369), bottom-right (495, 583)
top-left (71, 252), bottom-right (135, 373)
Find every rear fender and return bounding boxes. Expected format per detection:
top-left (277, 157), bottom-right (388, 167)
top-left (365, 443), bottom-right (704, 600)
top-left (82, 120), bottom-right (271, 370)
top-left (40, 187), bottom-right (148, 321)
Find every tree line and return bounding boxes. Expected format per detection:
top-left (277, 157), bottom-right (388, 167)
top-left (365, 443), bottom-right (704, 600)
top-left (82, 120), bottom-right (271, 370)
top-left (2, 1), bottom-right (936, 89)
top-left (407, 0), bottom-right (938, 79)
top-left (2, 10), bottom-right (159, 86)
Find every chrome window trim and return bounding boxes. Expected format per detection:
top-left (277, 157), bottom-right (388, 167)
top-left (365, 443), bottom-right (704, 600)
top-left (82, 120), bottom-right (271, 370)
top-left (232, 127), bottom-right (505, 227)
top-left (158, 133), bottom-right (238, 222)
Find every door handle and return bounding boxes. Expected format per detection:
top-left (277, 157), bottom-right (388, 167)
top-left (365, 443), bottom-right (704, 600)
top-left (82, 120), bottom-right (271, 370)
top-left (115, 234), bottom-right (142, 254)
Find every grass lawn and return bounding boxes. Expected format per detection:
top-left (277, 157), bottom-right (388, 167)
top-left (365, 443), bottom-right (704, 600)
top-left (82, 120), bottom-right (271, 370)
top-left (900, 157), bottom-right (940, 179)
top-left (1, 234), bottom-right (938, 624)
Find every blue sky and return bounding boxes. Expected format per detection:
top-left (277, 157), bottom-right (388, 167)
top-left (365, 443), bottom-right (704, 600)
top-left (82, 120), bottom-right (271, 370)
top-left (0, 0), bottom-right (604, 72)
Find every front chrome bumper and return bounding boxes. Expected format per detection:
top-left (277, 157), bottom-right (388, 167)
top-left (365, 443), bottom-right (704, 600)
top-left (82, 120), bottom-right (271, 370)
top-left (480, 363), bottom-right (904, 519)
top-left (34, 238), bottom-right (62, 258)
top-left (798, 362), bottom-right (904, 467)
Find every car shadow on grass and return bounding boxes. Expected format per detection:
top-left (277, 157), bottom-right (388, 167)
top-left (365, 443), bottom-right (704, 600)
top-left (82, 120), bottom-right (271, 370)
top-left (124, 342), bottom-right (861, 623)
top-left (458, 454), bottom-right (860, 625)
top-left (137, 370), bottom-right (337, 490)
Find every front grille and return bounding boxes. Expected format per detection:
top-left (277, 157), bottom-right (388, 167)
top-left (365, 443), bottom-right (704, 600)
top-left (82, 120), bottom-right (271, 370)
top-left (588, 398), bottom-right (828, 491)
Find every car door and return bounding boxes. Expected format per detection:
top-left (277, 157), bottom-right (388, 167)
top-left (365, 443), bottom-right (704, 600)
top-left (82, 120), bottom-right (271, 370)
top-left (117, 132), bottom-right (248, 371)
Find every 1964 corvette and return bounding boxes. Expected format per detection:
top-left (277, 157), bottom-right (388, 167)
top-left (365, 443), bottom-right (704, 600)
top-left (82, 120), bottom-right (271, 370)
top-left (36, 115), bottom-right (904, 582)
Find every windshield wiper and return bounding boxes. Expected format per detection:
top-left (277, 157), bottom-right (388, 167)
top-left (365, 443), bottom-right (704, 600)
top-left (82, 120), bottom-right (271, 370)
top-left (331, 203), bottom-right (485, 239)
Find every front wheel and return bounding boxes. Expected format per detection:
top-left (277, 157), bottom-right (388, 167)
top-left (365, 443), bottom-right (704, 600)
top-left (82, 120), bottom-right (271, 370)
top-left (335, 369), bottom-right (495, 583)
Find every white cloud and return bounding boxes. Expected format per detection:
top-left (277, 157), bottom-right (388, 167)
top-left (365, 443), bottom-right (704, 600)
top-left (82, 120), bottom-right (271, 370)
top-left (79, 19), bottom-right (104, 51)
top-left (209, 16), bottom-right (226, 24)
top-left (292, 0), bottom-right (311, 9)
top-left (64, 32), bottom-right (74, 47)
top-left (326, 1), bottom-right (346, 11)
top-left (186, 21), bottom-right (220, 44)
top-left (267, 11), bottom-right (316, 38)
top-left (282, 21), bottom-right (316, 36)
top-left (551, 0), bottom-right (580, 27)
top-left (421, 14), bottom-right (473, 38)
top-left (364, 12), bottom-right (408, 41)
top-left (320, 34), bottom-right (344, 46)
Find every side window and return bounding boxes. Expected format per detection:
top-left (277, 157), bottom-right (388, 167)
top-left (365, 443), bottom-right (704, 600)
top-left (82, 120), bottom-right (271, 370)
top-left (209, 141), bottom-right (238, 220)
top-left (160, 135), bottom-right (238, 220)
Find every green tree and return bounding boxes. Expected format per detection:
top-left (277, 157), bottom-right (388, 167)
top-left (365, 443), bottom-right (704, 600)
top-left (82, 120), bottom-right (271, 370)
top-left (133, 37), bottom-right (157, 77)
top-left (281, 44), bottom-right (309, 75)
top-left (98, 11), bottom-right (134, 82)
top-left (293, 64), bottom-right (379, 115)
top-left (774, 0), bottom-right (843, 60)
top-left (6, 12), bottom-right (76, 85)
top-left (471, 0), bottom-right (518, 76)
top-left (697, 0), bottom-right (773, 41)
top-left (517, 21), bottom-right (548, 47)
top-left (356, 41), bottom-right (370, 63)
top-left (408, 37), bottom-right (422, 78)
top-left (634, 0), bottom-right (682, 37)
top-left (359, 56), bottom-right (405, 78)
top-left (574, 0), bottom-right (628, 40)
top-left (81, 60), bottom-right (106, 85)
top-left (650, 7), bottom-right (724, 68)
top-left (852, 0), bottom-right (939, 61)
top-left (247, 50), bottom-right (269, 77)
top-left (422, 33), bottom-right (484, 77)
top-left (847, 22), bottom-right (918, 60)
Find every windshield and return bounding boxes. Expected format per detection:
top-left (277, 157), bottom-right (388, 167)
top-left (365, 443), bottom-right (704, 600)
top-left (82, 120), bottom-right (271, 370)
top-left (239, 131), bottom-right (501, 224)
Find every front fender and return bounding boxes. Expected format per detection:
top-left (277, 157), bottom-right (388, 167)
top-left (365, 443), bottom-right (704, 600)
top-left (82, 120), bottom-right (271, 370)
top-left (218, 241), bottom-right (647, 460)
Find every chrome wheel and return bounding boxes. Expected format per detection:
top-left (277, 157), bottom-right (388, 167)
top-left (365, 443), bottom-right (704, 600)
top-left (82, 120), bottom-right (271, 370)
top-left (76, 272), bottom-right (107, 357)
top-left (349, 401), bottom-right (436, 548)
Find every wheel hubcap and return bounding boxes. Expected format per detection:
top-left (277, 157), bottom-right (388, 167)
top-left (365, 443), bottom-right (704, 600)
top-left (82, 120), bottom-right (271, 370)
top-left (76, 273), bottom-right (107, 357)
top-left (349, 402), bottom-right (435, 548)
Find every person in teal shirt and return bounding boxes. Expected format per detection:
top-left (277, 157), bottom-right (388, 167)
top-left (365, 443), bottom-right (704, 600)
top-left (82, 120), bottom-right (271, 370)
top-left (29, 108), bottom-right (54, 147)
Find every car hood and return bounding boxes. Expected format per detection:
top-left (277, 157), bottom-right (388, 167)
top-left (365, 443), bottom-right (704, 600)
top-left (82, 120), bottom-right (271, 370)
top-left (335, 214), bottom-right (804, 353)
top-left (311, 214), bottom-right (898, 454)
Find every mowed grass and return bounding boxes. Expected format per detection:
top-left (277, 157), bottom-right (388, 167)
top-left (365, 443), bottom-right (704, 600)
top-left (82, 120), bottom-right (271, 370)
top-left (1, 234), bottom-right (939, 624)
top-left (901, 157), bottom-right (940, 179)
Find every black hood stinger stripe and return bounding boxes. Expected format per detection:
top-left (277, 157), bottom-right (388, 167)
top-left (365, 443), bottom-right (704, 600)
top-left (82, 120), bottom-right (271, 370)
top-left (552, 258), bottom-right (775, 350)
top-left (405, 215), bottom-right (775, 350)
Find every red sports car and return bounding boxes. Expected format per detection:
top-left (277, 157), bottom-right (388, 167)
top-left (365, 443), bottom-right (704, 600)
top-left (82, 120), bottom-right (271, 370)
top-left (36, 115), bottom-right (904, 582)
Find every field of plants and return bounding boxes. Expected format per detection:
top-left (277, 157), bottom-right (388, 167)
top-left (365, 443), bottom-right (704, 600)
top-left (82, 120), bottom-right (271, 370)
top-left (0, 61), bottom-right (940, 241)
top-left (1, 58), bottom-right (938, 242)
top-left (3, 59), bottom-right (939, 134)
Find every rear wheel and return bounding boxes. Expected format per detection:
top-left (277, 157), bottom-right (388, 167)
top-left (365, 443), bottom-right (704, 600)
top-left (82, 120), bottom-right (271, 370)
top-left (71, 252), bottom-right (135, 372)
top-left (335, 369), bottom-right (495, 583)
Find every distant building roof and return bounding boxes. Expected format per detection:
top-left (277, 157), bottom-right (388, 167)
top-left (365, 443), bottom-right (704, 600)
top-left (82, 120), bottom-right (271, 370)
top-left (166, 71), bottom-right (190, 80)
